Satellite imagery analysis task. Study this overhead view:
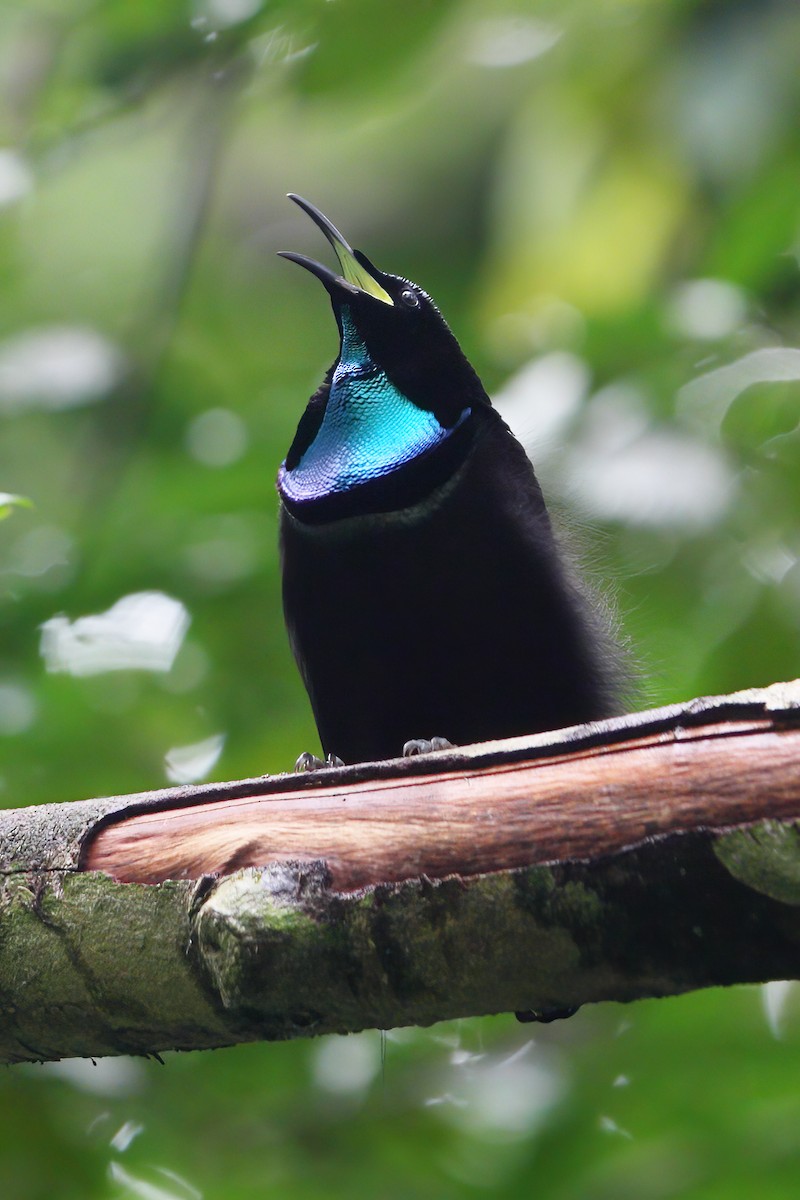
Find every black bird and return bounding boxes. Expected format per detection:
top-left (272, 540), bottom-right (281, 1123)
top-left (277, 195), bottom-right (620, 766)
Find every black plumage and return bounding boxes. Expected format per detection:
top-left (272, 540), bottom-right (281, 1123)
top-left (277, 196), bottom-right (620, 765)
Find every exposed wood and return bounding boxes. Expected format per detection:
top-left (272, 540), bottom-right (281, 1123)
top-left (83, 708), bottom-right (800, 892)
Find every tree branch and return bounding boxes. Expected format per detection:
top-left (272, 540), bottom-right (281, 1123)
top-left (2, 680), bottom-right (800, 1064)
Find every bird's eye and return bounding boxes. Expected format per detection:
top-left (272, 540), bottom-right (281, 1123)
top-left (400, 287), bottom-right (420, 308)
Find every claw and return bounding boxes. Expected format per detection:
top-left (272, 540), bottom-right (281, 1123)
top-left (294, 751), bottom-right (345, 772)
top-left (515, 1005), bottom-right (580, 1024)
top-left (295, 751), bottom-right (323, 772)
top-left (402, 736), bottom-right (454, 757)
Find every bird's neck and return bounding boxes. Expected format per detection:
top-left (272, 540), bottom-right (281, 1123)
top-left (280, 309), bottom-right (470, 505)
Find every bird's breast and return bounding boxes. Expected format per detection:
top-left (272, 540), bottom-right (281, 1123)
top-left (278, 387), bottom-right (475, 527)
top-left (280, 373), bottom-right (469, 508)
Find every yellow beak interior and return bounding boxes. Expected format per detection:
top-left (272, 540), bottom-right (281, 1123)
top-left (332, 244), bottom-right (394, 306)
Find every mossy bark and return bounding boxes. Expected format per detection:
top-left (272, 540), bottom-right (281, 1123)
top-left (1, 825), bottom-right (800, 1064)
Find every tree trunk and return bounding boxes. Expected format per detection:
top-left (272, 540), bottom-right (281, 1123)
top-left (2, 680), bottom-right (800, 1064)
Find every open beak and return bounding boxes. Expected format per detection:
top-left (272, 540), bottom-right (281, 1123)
top-left (278, 194), bottom-right (394, 306)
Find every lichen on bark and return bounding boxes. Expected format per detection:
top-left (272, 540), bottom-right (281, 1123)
top-left (714, 820), bottom-right (800, 905)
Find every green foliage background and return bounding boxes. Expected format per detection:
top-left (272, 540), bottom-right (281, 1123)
top-left (2, 0), bottom-right (800, 1196)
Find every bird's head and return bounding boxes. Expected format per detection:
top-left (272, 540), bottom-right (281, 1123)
top-left (278, 194), bottom-right (484, 426)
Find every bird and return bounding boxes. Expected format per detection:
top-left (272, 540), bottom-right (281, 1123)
top-left (277, 194), bottom-right (621, 767)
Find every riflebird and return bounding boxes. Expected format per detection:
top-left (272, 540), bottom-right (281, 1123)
top-left (277, 195), bottom-right (620, 765)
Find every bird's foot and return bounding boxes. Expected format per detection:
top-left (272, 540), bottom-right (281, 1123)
top-left (402, 737), bottom-right (454, 757)
top-left (294, 751), bottom-right (345, 772)
top-left (515, 1005), bottom-right (580, 1024)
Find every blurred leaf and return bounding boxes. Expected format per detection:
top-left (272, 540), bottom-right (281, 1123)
top-left (721, 380), bottom-right (800, 456)
top-left (0, 491), bottom-right (33, 519)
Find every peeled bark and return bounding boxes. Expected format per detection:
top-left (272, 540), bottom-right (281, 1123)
top-left (2, 680), bottom-right (800, 1064)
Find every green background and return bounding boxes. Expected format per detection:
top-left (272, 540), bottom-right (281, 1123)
top-left (2, 0), bottom-right (800, 1196)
